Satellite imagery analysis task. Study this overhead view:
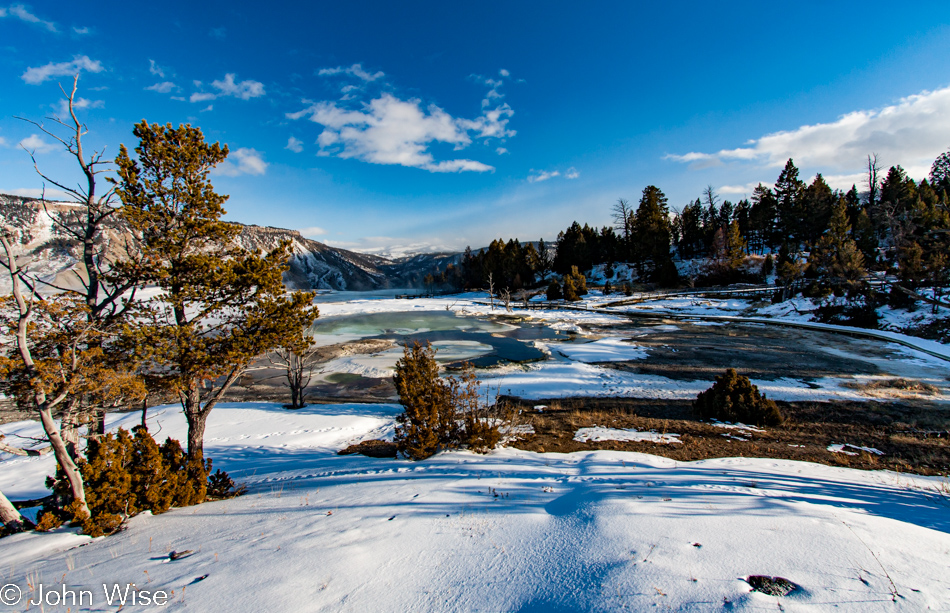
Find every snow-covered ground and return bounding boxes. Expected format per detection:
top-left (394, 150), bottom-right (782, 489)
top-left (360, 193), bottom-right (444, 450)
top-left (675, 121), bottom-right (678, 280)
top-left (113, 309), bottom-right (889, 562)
top-left (3, 403), bottom-right (950, 612)
top-left (4, 291), bottom-right (950, 612)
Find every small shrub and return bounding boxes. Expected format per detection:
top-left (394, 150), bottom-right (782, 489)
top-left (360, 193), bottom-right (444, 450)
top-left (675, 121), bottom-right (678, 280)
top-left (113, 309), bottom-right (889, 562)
top-left (393, 342), bottom-right (503, 460)
top-left (562, 276), bottom-right (580, 301)
top-left (34, 511), bottom-right (63, 532)
top-left (546, 280), bottom-right (562, 301)
top-left (41, 426), bottom-right (239, 536)
top-left (207, 469), bottom-right (247, 499)
top-left (603, 280), bottom-right (613, 295)
top-left (568, 266), bottom-right (588, 296)
top-left (694, 368), bottom-right (783, 427)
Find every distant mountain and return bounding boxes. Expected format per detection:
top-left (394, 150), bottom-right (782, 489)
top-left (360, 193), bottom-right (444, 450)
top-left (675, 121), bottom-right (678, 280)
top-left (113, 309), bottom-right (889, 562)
top-left (0, 194), bottom-right (462, 292)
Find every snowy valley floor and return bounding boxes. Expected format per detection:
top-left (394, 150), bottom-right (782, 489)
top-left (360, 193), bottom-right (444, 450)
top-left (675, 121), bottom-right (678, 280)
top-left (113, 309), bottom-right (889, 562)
top-left (3, 292), bottom-right (950, 611)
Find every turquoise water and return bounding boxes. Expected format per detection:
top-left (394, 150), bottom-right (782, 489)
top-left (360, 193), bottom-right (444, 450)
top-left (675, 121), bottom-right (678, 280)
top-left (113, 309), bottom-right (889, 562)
top-left (310, 311), bottom-right (563, 367)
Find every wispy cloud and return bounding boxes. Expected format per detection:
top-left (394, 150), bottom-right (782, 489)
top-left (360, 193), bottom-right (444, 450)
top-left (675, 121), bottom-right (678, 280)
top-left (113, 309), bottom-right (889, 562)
top-left (52, 96), bottom-right (103, 117)
top-left (21, 55), bottom-right (103, 85)
top-left (148, 59), bottom-right (168, 78)
top-left (18, 134), bottom-right (58, 153)
top-left (666, 85), bottom-right (950, 181)
top-left (146, 81), bottom-right (178, 94)
top-left (496, 147), bottom-right (509, 155)
top-left (719, 182), bottom-right (770, 196)
top-left (298, 226), bottom-right (327, 237)
top-left (72, 26), bottom-right (90, 35)
top-left (318, 63), bottom-right (385, 83)
top-left (2, 4), bottom-right (57, 32)
top-left (209, 26), bottom-right (226, 39)
top-left (4, 187), bottom-right (71, 200)
top-left (190, 73), bottom-right (265, 103)
top-left (528, 166), bottom-right (578, 183)
top-left (286, 136), bottom-right (303, 153)
top-left (0, 137), bottom-right (9, 148)
top-left (215, 148), bottom-right (268, 176)
top-left (528, 170), bottom-right (559, 183)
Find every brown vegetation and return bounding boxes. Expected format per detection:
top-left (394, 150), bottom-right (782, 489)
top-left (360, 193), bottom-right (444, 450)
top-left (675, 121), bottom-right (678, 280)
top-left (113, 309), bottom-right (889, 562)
top-left (504, 396), bottom-right (950, 475)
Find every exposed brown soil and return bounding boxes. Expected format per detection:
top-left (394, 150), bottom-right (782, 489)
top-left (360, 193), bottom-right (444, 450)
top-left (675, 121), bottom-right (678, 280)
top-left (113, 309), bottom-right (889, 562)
top-left (505, 396), bottom-right (950, 476)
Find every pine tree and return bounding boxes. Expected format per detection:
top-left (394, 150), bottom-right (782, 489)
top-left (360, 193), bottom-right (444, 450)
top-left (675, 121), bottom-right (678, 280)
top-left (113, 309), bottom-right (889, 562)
top-left (393, 342), bottom-right (456, 460)
top-left (774, 159), bottom-right (805, 245)
top-left (750, 184), bottom-right (778, 252)
top-left (930, 148), bottom-right (950, 196)
top-left (808, 198), bottom-right (866, 293)
top-left (113, 122), bottom-right (319, 464)
top-left (725, 221), bottom-right (747, 269)
top-left (632, 185), bottom-right (677, 284)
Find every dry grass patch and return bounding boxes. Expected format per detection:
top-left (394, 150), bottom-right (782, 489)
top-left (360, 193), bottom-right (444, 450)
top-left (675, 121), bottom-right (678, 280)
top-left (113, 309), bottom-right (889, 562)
top-left (503, 396), bottom-right (950, 476)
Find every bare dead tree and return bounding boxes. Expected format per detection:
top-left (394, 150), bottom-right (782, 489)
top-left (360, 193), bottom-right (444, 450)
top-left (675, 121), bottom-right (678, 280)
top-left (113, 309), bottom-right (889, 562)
top-left (612, 198), bottom-right (633, 246)
top-left (501, 288), bottom-right (512, 312)
top-left (0, 489), bottom-right (27, 534)
top-left (269, 344), bottom-right (319, 409)
top-left (0, 433), bottom-right (52, 456)
top-left (11, 74), bottom-right (146, 442)
top-left (866, 153), bottom-right (881, 209)
top-left (487, 272), bottom-right (495, 310)
top-left (0, 232), bottom-right (89, 517)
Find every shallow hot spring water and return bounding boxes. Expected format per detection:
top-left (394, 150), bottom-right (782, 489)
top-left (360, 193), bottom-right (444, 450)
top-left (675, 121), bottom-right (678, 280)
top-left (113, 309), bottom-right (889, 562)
top-left (306, 311), bottom-right (566, 383)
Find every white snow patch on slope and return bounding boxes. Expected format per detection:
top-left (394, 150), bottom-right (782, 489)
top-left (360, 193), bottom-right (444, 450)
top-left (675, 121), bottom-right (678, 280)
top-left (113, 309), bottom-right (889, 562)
top-left (574, 427), bottom-right (681, 444)
top-left (556, 338), bottom-right (648, 362)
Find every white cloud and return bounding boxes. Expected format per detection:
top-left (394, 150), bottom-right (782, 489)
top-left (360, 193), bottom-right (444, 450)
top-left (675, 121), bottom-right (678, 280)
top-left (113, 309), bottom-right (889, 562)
top-left (209, 26), bottom-right (226, 39)
top-left (318, 63), bottom-right (385, 82)
top-left (4, 187), bottom-right (71, 200)
top-left (564, 167), bottom-right (579, 179)
top-left (0, 137), bottom-right (8, 147)
top-left (2, 4), bottom-right (57, 31)
top-left (288, 93), bottom-right (498, 173)
top-left (146, 81), bottom-right (177, 94)
top-left (528, 170), bottom-right (560, 183)
top-left (200, 104), bottom-right (213, 113)
top-left (719, 182), bottom-right (770, 196)
top-left (190, 73), bottom-right (265, 103)
top-left (286, 136), bottom-right (303, 153)
top-left (22, 55), bottom-right (103, 85)
top-left (148, 59), bottom-right (166, 78)
top-left (211, 73), bottom-right (265, 100)
top-left (496, 147), bottom-right (509, 155)
top-left (52, 96), bottom-right (103, 117)
top-left (18, 134), bottom-right (58, 153)
top-left (215, 148), bottom-right (268, 176)
top-left (72, 26), bottom-right (89, 35)
top-left (499, 68), bottom-right (510, 77)
top-left (667, 85), bottom-right (950, 179)
top-left (298, 226), bottom-right (327, 237)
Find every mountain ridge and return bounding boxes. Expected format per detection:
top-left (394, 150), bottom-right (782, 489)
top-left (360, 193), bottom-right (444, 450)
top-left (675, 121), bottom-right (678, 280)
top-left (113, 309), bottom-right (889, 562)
top-left (0, 194), bottom-right (461, 292)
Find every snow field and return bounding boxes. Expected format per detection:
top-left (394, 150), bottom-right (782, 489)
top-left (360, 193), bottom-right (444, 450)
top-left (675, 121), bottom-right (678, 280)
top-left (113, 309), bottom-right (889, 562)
top-left (2, 403), bottom-right (950, 612)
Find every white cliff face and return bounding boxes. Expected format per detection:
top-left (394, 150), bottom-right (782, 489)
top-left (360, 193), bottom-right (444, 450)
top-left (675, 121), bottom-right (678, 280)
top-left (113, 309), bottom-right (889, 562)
top-left (0, 195), bottom-right (460, 293)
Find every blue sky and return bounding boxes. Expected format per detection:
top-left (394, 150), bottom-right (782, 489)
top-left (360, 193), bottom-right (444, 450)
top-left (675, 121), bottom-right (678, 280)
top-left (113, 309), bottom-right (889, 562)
top-left (2, 1), bottom-right (950, 255)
